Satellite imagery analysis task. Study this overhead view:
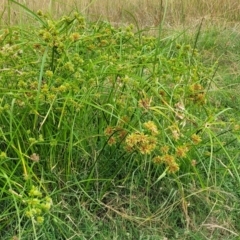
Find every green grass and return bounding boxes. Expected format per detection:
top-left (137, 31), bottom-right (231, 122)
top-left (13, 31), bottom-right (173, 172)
top-left (0, 1), bottom-right (240, 239)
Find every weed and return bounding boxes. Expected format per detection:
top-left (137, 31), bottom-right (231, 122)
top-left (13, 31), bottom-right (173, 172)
top-left (0, 1), bottom-right (239, 239)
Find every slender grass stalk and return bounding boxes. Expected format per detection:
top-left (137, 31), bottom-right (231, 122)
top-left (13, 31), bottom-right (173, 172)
top-left (34, 47), bottom-right (48, 130)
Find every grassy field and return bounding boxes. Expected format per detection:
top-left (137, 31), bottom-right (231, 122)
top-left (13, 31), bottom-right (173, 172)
top-left (0, 1), bottom-right (240, 239)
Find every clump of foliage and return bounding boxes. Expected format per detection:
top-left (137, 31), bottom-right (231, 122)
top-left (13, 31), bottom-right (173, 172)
top-left (0, 3), bottom-right (239, 239)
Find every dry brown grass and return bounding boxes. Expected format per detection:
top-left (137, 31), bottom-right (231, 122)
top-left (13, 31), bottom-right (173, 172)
top-left (1, 0), bottom-right (239, 27)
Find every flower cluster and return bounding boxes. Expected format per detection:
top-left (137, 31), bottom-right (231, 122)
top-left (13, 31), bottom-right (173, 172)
top-left (104, 125), bottom-right (128, 146)
top-left (153, 144), bottom-right (190, 173)
top-left (24, 186), bottom-right (53, 224)
top-left (125, 132), bottom-right (157, 154)
top-left (143, 121), bottom-right (159, 135)
top-left (153, 154), bottom-right (179, 173)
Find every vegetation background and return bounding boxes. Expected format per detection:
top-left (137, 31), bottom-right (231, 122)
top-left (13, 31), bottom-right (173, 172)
top-left (0, 0), bottom-right (240, 239)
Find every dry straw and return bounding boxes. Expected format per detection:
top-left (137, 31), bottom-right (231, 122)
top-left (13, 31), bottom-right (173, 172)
top-left (1, 0), bottom-right (239, 27)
